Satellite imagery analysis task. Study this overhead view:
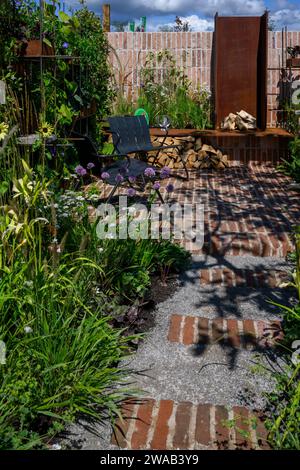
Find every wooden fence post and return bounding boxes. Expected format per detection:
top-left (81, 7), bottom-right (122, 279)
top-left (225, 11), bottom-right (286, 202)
top-left (103, 4), bottom-right (111, 32)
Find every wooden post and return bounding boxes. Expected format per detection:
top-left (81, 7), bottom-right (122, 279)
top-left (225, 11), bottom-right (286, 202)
top-left (103, 4), bottom-right (110, 32)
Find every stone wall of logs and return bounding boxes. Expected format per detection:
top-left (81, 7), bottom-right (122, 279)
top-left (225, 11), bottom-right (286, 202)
top-left (148, 136), bottom-right (229, 170)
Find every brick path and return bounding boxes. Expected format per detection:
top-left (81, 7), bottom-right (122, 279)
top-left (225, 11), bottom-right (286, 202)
top-left (168, 314), bottom-right (283, 348)
top-left (112, 399), bottom-right (269, 450)
top-left (107, 164), bottom-right (299, 451)
top-left (199, 267), bottom-right (288, 287)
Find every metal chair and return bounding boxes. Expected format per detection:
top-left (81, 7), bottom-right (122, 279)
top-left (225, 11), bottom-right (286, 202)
top-left (108, 115), bottom-right (189, 180)
top-left (71, 131), bottom-right (164, 203)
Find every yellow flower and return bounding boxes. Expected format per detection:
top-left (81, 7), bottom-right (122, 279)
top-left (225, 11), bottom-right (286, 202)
top-left (38, 122), bottom-right (54, 138)
top-left (0, 122), bottom-right (9, 141)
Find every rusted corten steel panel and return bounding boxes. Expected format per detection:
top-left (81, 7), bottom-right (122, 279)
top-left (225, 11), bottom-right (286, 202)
top-left (257, 12), bottom-right (268, 131)
top-left (214, 14), bottom-right (268, 130)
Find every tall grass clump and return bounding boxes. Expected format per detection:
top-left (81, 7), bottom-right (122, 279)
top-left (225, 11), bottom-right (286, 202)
top-left (266, 227), bottom-right (300, 449)
top-left (0, 162), bottom-right (136, 449)
top-left (137, 50), bottom-right (212, 129)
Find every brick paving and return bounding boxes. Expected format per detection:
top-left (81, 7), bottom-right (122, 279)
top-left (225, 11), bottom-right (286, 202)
top-left (97, 164), bottom-right (298, 257)
top-left (167, 314), bottom-right (284, 349)
top-left (106, 164), bottom-right (299, 451)
top-left (171, 164), bottom-right (298, 256)
top-left (199, 267), bottom-right (288, 287)
top-left (111, 399), bottom-right (270, 450)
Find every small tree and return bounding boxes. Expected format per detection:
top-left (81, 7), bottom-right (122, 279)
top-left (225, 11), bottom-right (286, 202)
top-left (174, 16), bottom-right (191, 32)
top-left (158, 16), bottom-right (191, 33)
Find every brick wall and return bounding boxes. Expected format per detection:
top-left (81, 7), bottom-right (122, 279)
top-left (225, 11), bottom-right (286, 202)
top-left (107, 31), bottom-right (300, 128)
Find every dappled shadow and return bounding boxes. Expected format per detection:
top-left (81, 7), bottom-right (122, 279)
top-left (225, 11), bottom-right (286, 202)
top-left (188, 318), bottom-right (284, 371)
top-left (174, 166), bottom-right (300, 238)
top-left (180, 255), bottom-right (295, 319)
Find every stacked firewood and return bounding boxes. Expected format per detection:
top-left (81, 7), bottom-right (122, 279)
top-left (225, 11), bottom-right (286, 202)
top-left (148, 135), bottom-right (229, 170)
top-left (221, 110), bottom-right (256, 131)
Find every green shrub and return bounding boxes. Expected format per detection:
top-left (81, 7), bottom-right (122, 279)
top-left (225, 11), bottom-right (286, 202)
top-left (278, 137), bottom-right (300, 183)
top-left (98, 238), bottom-right (190, 301)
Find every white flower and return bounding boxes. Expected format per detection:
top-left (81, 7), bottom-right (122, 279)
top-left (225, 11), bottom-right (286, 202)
top-left (24, 280), bottom-right (33, 287)
top-left (51, 443), bottom-right (62, 450)
top-left (98, 247), bottom-right (104, 253)
top-left (24, 326), bottom-right (33, 334)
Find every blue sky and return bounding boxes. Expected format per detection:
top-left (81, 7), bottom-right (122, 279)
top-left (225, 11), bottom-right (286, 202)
top-left (61, 1), bottom-right (300, 30)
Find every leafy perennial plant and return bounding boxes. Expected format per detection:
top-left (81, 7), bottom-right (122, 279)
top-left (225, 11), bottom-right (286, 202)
top-left (266, 227), bottom-right (300, 449)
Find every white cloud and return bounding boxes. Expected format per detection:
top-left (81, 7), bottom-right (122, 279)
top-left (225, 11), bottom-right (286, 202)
top-left (271, 8), bottom-right (300, 27)
top-left (82, 0), bottom-right (266, 17)
top-left (183, 15), bottom-right (214, 31)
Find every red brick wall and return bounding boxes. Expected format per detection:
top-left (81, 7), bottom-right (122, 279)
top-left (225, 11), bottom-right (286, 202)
top-left (107, 31), bottom-right (300, 128)
top-left (200, 132), bottom-right (291, 163)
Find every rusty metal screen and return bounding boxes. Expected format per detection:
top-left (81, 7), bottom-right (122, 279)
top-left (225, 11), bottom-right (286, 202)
top-left (214, 14), bottom-right (268, 130)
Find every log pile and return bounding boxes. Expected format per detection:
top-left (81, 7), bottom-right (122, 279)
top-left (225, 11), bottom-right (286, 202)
top-left (221, 110), bottom-right (256, 131)
top-left (148, 135), bottom-right (229, 170)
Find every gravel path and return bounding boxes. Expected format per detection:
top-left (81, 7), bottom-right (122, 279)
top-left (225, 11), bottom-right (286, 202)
top-left (60, 254), bottom-right (290, 450)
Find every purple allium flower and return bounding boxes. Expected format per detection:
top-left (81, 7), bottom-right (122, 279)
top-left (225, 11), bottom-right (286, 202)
top-left (62, 42), bottom-right (69, 49)
top-left (127, 188), bottom-right (136, 197)
top-left (166, 183), bottom-right (174, 193)
top-left (128, 175), bottom-right (136, 184)
top-left (153, 181), bottom-right (160, 190)
top-left (101, 171), bottom-right (110, 180)
top-left (144, 167), bottom-right (156, 178)
top-left (115, 174), bottom-right (124, 183)
top-left (160, 166), bottom-right (171, 179)
top-left (75, 165), bottom-right (87, 176)
top-left (87, 162), bottom-right (95, 170)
